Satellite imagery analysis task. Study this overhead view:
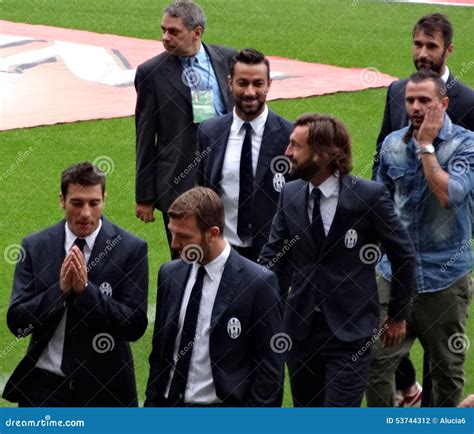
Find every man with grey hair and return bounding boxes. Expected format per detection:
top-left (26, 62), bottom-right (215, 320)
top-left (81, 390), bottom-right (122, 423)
top-left (135, 0), bottom-right (236, 256)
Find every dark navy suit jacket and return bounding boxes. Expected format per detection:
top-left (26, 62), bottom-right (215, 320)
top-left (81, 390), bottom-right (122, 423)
top-left (259, 177), bottom-right (416, 357)
top-left (198, 110), bottom-right (293, 257)
top-left (3, 218), bottom-right (148, 406)
top-left (145, 249), bottom-right (284, 406)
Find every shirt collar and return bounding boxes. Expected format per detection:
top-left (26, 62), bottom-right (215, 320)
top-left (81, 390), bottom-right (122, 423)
top-left (308, 173), bottom-right (340, 199)
top-left (179, 42), bottom-right (205, 66)
top-left (64, 218), bottom-right (102, 252)
top-left (233, 105), bottom-right (269, 136)
top-left (194, 240), bottom-right (231, 281)
top-left (441, 65), bottom-right (449, 83)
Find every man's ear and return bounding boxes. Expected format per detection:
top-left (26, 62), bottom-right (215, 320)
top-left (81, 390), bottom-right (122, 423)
top-left (228, 74), bottom-right (233, 92)
top-left (445, 43), bottom-right (453, 60)
top-left (60, 193), bottom-right (65, 209)
top-left (194, 25), bottom-right (203, 40)
top-left (441, 96), bottom-right (449, 111)
top-left (208, 226), bottom-right (221, 240)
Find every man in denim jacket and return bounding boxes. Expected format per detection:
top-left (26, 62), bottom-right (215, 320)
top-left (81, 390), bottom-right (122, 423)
top-left (367, 70), bottom-right (473, 407)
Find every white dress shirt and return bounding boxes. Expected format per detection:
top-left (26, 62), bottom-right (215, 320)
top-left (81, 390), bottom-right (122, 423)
top-left (220, 105), bottom-right (269, 247)
top-left (308, 174), bottom-right (340, 236)
top-left (166, 241), bottom-right (231, 404)
top-left (36, 220), bottom-right (102, 375)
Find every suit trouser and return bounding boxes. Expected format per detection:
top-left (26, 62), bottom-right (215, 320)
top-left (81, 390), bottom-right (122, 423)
top-left (366, 273), bottom-right (471, 407)
top-left (287, 312), bottom-right (372, 407)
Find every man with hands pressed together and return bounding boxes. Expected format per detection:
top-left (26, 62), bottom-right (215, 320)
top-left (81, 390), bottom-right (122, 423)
top-left (3, 162), bottom-right (148, 407)
top-left (367, 70), bottom-right (474, 407)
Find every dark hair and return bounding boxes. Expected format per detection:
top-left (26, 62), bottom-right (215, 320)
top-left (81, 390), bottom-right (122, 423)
top-left (168, 187), bottom-right (225, 235)
top-left (163, 0), bottom-right (206, 31)
top-left (60, 162), bottom-right (106, 197)
top-left (230, 48), bottom-right (270, 81)
top-left (413, 13), bottom-right (453, 48)
top-left (293, 113), bottom-right (353, 176)
top-left (408, 69), bottom-right (447, 99)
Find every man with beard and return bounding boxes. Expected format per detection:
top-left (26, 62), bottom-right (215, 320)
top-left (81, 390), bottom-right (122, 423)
top-left (198, 48), bottom-right (292, 261)
top-left (259, 114), bottom-right (416, 406)
top-left (372, 13), bottom-right (474, 178)
top-left (366, 70), bottom-right (474, 407)
top-left (145, 187), bottom-right (284, 406)
top-left (134, 0), bottom-right (236, 255)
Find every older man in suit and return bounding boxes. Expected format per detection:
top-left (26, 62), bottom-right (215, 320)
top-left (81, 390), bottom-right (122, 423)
top-left (135, 0), bottom-right (236, 253)
top-left (145, 187), bottom-right (284, 407)
top-left (259, 113), bottom-right (416, 407)
top-left (198, 48), bottom-right (292, 261)
top-left (3, 162), bottom-right (148, 407)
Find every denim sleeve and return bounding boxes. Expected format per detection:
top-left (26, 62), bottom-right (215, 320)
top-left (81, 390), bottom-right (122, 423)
top-left (447, 141), bottom-right (474, 208)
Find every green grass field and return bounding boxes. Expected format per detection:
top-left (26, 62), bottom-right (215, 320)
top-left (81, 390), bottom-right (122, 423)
top-left (1, 0), bottom-right (473, 407)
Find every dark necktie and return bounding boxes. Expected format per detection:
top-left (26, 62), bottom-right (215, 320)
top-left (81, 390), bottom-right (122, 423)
top-left (237, 122), bottom-right (254, 243)
top-left (168, 266), bottom-right (207, 404)
top-left (61, 237), bottom-right (86, 376)
top-left (311, 188), bottom-right (326, 246)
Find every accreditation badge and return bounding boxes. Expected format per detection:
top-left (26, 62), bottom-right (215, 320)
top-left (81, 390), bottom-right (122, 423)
top-left (191, 89), bottom-right (215, 123)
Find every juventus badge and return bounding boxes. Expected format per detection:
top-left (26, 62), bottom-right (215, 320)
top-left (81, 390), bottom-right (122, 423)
top-left (227, 317), bottom-right (241, 339)
top-left (344, 229), bottom-right (357, 249)
top-left (273, 173), bottom-right (286, 192)
top-left (99, 282), bottom-right (113, 297)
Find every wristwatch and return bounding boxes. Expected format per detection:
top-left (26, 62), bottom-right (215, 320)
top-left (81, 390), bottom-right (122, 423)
top-left (419, 144), bottom-right (435, 154)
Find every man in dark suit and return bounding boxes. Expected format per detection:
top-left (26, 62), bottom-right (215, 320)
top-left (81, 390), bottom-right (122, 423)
top-left (198, 48), bottom-right (292, 261)
top-left (145, 187), bottom-right (284, 407)
top-left (372, 13), bottom-right (474, 178)
top-left (259, 113), bottom-right (416, 407)
top-left (371, 13), bottom-right (474, 406)
top-left (3, 162), bottom-right (148, 407)
top-left (135, 0), bottom-right (236, 252)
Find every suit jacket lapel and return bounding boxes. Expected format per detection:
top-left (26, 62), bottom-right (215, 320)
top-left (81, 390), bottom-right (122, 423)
top-left (165, 55), bottom-right (192, 104)
top-left (321, 176), bottom-right (352, 255)
top-left (447, 73), bottom-right (460, 114)
top-left (205, 43), bottom-right (232, 111)
top-left (210, 250), bottom-right (242, 331)
top-left (47, 221), bottom-right (67, 283)
top-left (209, 114), bottom-right (233, 189)
top-left (87, 218), bottom-right (116, 279)
top-left (254, 111), bottom-right (283, 187)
